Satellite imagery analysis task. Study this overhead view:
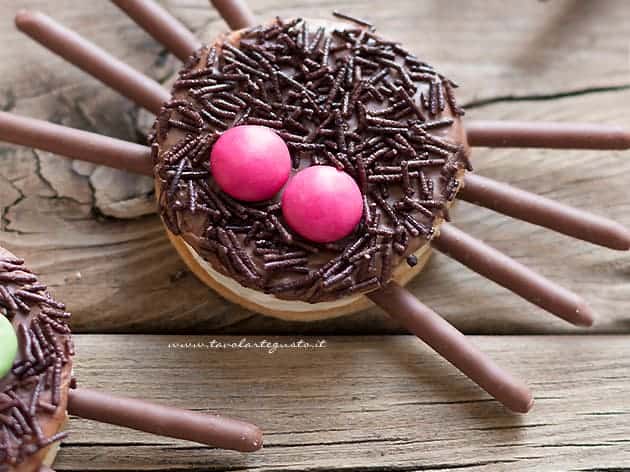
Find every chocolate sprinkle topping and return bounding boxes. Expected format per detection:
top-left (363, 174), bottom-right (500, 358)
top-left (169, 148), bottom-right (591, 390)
top-left (152, 15), bottom-right (469, 303)
top-left (0, 254), bottom-right (73, 468)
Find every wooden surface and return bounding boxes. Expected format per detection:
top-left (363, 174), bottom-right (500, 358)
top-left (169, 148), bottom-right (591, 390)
top-left (53, 334), bottom-right (630, 471)
top-left (0, 1), bottom-right (629, 471)
top-left (0, 0), bottom-right (628, 334)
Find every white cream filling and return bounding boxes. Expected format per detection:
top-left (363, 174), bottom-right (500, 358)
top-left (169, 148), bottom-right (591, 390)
top-left (182, 238), bottom-right (367, 317)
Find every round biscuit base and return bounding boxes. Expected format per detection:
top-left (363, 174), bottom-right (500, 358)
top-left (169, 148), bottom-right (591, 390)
top-left (166, 229), bottom-right (433, 321)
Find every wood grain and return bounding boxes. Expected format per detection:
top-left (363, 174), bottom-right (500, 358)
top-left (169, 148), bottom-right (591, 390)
top-left (0, 0), bottom-right (629, 333)
top-left (52, 334), bottom-right (630, 471)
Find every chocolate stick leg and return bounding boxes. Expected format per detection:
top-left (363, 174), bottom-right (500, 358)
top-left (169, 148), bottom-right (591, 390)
top-left (67, 388), bottom-right (263, 452)
top-left (0, 112), bottom-right (152, 175)
top-left (111, 0), bottom-right (202, 62)
top-left (432, 222), bottom-right (595, 326)
top-left (466, 120), bottom-right (630, 150)
top-left (210, 0), bottom-right (257, 30)
top-left (368, 283), bottom-right (533, 413)
top-left (15, 11), bottom-right (170, 114)
top-left (459, 173), bottom-right (630, 250)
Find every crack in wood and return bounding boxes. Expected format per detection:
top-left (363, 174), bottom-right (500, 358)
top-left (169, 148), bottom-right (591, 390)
top-left (1, 87), bottom-right (15, 111)
top-left (61, 442), bottom-right (169, 448)
top-left (0, 185), bottom-right (23, 231)
top-left (471, 423), bottom-right (552, 431)
top-left (576, 469), bottom-right (630, 472)
top-left (464, 84), bottom-right (630, 110)
top-left (49, 459), bottom-right (520, 472)
top-left (539, 443), bottom-right (620, 448)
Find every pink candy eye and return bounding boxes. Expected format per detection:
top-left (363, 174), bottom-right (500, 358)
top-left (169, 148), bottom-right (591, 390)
top-left (282, 166), bottom-right (363, 243)
top-left (211, 126), bottom-right (362, 243)
top-left (210, 125), bottom-right (291, 202)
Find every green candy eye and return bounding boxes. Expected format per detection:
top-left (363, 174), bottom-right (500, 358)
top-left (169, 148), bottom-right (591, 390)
top-left (0, 316), bottom-right (18, 378)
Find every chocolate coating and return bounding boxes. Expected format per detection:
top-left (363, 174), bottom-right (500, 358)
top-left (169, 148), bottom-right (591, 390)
top-left (210, 0), bottom-right (257, 30)
top-left (369, 282), bottom-right (533, 413)
top-left (0, 112), bottom-right (152, 176)
top-left (111, 0), bottom-right (202, 62)
top-left (432, 223), bottom-right (595, 326)
top-left (67, 388), bottom-right (262, 453)
top-left (152, 17), bottom-right (470, 303)
top-left (15, 10), bottom-right (170, 114)
top-left (459, 173), bottom-right (630, 250)
top-left (467, 120), bottom-right (630, 150)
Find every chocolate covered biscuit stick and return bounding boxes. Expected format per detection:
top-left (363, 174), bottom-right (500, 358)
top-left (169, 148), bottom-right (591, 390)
top-left (432, 223), bottom-right (595, 327)
top-left (467, 120), bottom-right (630, 150)
top-left (111, 0), bottom-right (202, 61)
top-left (68, 388), bottom-right (262, 452)
top-left (15, 10), bottom-right (170, 114)
top-left (0, 112), bottom-right (153, 175)
top-left (369, 283), bottom-right (533, 413)
top-left (210, 0), bottom-right (256, 30)
top-left (459, 173), bottom-right (630, 250)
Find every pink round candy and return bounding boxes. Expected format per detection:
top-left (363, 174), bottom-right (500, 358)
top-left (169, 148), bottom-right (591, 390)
top-left (282, 166), bottom-right (363, 243)
top-left (211, 125), bottom-right (291, 201)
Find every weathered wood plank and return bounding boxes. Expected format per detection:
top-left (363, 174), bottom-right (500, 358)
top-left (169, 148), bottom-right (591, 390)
top-left (6, 0), bottom-right (630, 104)
top-left (0, 0), bottom-right (628, 333)
top-left (53, 335), bottom-right (630, 471)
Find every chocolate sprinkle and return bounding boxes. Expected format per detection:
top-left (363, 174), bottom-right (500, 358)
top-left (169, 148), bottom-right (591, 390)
top-left (0, 254), bottom-right (73, 467)
top-left (152, 15), bottom-right (469, 303)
